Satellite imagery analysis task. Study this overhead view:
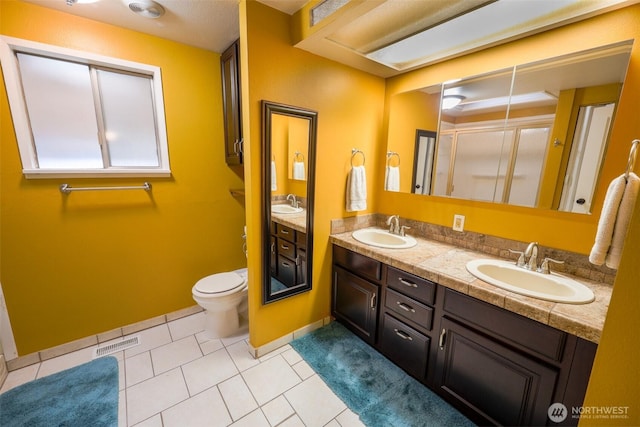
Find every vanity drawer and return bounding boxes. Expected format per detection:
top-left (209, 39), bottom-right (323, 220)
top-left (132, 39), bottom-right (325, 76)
top-left (276, 224), bottom-right (295, 241)
top-left (443, 289), bottom-right (567, 362)
top-left (387, 267), bottom-right (436, 306)
top-left (277, 255), bottom-right (296, 286)
top-left (277, 237), bottom-right (296, 260)
top-left (333, 246), bottom-right (382, 283)
top-left (385, 288), bottom-right (433, 331)
top-left (380, 313), bottom-right (430, 380)
top-left (296, 231), bottom-right (306, 247)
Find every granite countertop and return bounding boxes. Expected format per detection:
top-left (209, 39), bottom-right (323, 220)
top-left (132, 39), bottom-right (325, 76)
top-left (330, 230), bottom-right (611, 344)
top-left (271, 209), bottom-right (307, 233)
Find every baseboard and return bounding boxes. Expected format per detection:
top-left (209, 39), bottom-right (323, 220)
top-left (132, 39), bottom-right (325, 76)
top-left (0, 355), bottom-right (7, 388)
top-left (248, 316), bottom-right (332, 358)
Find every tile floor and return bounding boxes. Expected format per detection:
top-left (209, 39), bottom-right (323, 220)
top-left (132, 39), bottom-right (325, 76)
top-left (0, 312), bottom-right (365, 427)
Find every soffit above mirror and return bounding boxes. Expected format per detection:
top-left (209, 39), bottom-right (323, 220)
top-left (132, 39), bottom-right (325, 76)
top-left (296, 0), bottom-right (637, 78)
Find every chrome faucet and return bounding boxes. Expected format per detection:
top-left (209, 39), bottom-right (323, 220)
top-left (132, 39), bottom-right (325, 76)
top-left (524, 242), bottom-right (539, 270)
top-left (286, 194), bottom-right (297, 207)
top-left (386, 215), bottom-right (400, 235)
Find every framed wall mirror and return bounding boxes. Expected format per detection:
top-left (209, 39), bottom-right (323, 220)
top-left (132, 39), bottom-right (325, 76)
top-left (386, 41), bottom-right (632, 214)
top-left (262, 101), bottom-right (317, 304)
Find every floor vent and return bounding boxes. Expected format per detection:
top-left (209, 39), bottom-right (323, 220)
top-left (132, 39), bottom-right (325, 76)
top-left (93, 336), bottom-right (140, 359)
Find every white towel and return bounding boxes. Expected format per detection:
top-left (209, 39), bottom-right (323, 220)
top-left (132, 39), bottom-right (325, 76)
top-left (589, 173), bottom-right (640, 268)
top-left (271, 160), bottom-right (277, 191)
top-left (606, 173), bottom-right (640, 269)
top-left (293, 161), bottom-right (305, 180)
top-left (346, 165), bottom-right (367, 212)
top-left (385, 166), bottom-right (400, 192)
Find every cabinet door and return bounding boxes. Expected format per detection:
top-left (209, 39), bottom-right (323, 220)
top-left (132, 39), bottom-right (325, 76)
top-left (221, 40), bottom-right (242, 165)
top-left (332, 266), bottom-right (379, 344)
top-left (436, 318), bottom-right (558, 426)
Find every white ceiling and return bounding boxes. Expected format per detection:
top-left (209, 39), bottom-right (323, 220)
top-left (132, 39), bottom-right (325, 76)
top-left (18, 0), bottom-right (639, 77)
top-left (19, 0), bottom-right (308, 53)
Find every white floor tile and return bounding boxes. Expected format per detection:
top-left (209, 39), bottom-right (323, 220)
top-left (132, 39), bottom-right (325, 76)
top-left (229, 408), bottom-right (271, 427)
top-left (278, 414), bottom-right (306, 427)
top-left (291, 360), bottom-right (315, 380)
top-left (150, 335), bottom-right (202, 374)
top-left (261, 395), bottom-right (295, 426)
top-left (37, 347), bottom-right (94, 378)
top-left (281, 348), bottom-right (302, 365)
top-left (125, 351), bottom-right (154, 387)
top-left (162, 386), bottom-right (232, 427)
top-left (181, 348), bottom-right (239, 396)
top-left (285, 375), bottom-right (347, 427)
top-left (118, 358), bottom-right (126, 391)
top-left (126, 368), bottom-right (189, 425)
top-left (0, 363), bottom-right (39, 392)
top-left (168, 313), bottom-right (205, 341)
top-left (335, 408), bottom-right (366, 427)
top-left (124, 325), bottom-right (172, 358)
top-left (220, 328), bottom-right (249, 348)
top-left (118, 390), bottom-right (127, 427)
top-left (242, 355), bottom-right (301, 405)
top-left (132, 414), bottom-right (163, 427)
top-left (218, 375), bottom-right (258, 421)
top-left (226, 339), bottom-right (260, 372)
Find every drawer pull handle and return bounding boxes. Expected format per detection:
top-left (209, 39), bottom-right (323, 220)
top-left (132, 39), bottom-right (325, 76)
top-left (439, 328), bottom-right (447, 350)
top-left (396, 302), bottom-right (416, 313)
top-left (281, 244), bottom-right (290, 250)
top-left (371, 294), bottom-right (377, 309)
top-left (281, 229), bottom-right (289, 234)
top-left (394, 329), bottom-right (413, 341)
top-left (281, 261), bottom-right (291, 268)
top-left (271, 242), bottom-right (275, 254)
top-left (398, 277), bottom-right (418, 288)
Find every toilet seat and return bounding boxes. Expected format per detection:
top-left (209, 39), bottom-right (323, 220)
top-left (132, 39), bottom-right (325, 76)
top-left (194, 272), bottom-right (246, 295)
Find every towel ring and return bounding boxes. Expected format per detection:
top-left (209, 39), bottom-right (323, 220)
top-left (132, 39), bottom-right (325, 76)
top-left (625, 139), bottom-right (639, 181)
top-left (351, 148), bottom-right (365, 166)
top-left (386, 151), bottom-right (400, 166)
top-left (294, 151), bottom-right (305, 162)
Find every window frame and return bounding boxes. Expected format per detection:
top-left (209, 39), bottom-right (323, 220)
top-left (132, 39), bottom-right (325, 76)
top-left (0, 36), bottom-right (171, 179)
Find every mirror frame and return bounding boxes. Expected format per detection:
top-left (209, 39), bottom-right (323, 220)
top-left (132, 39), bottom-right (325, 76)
top-left (261, 101), bottom-right (318, 304)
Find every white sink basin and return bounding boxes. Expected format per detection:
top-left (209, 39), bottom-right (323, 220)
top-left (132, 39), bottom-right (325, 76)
top-left (466, 259), bottom-right (595, 304)
top-left (352, 228), bottom-right (417, 249)
top-left (271, 205), bottom-right (303, 214)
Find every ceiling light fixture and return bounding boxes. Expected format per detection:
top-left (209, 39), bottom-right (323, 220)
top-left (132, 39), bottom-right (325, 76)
top-left (66, 0), bottom-right (99, 5)
top-left (125, 0), bottom-right (165, 19)
top-left (442, 95), bottom-right (465, 110)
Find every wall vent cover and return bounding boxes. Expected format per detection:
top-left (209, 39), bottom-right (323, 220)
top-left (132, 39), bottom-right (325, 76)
top-left (93, 335), bottom-right (140, 359)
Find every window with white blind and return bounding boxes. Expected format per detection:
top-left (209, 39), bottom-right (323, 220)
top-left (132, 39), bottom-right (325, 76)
top-left (0, 36), bottom-right (170, 178)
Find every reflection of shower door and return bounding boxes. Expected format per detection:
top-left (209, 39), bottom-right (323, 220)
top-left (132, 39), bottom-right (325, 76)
top-left (412, 130), bottom-right (437, 194)
top-left (560, 103), bottom-right (615, 213)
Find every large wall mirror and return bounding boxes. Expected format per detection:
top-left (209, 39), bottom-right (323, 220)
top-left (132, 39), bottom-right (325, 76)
top-left (386, 41), bottom-right (632, 214)
top-left (262, 101), bottom-right (317, 304)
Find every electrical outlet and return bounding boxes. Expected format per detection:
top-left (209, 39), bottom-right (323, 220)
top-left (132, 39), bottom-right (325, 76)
top-left (453, 214), bottom-right (465, 232)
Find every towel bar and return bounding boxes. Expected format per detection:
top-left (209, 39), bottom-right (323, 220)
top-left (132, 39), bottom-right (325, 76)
top-left (624, 139), bottom-right (639, 181)
top-left (60, 182), bottom-right (152, 194)
top-left (386, 151), bottom-right (401, 166)
top-left (351, 148), bottom-right (365, 166)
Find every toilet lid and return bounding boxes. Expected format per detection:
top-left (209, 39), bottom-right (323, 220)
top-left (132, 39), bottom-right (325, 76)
top-left (195, 272), bottom-right (246, 294)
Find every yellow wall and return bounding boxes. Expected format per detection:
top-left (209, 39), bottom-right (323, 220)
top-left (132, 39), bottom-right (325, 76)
top-left (386, 90), bottom-right (439, 192)
top-left (382, 6), bottom-right (640, 255)
top-left (0, 1), bottom-right (246, 354)
top-left (240, 1), bottom-right (385, 347)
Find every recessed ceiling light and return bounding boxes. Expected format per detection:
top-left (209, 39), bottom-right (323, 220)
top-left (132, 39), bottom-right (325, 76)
top-left (124, 0), bottom-right (165, 19)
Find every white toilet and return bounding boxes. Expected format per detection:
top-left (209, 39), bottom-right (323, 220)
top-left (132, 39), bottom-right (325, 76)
top-left (192, 268), bottom-right (248, 339)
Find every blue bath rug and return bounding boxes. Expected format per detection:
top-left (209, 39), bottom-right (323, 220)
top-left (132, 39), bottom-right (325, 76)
top-left (290, 322), bottom-right (475, 427)
top-left (0, 356), bottom-right (119, 427)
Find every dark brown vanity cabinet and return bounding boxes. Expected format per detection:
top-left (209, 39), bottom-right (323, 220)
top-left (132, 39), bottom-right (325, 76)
top-left (271, 222), bottom-right (306, 288)
top-left (379, 267), bottom-right (436, 380)
top-left (332, 246), bottom-right (382, 344)
top-left (221, 39), bottom-right (242, 165)
top-left (331, 245), bottom-right (597, 427)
